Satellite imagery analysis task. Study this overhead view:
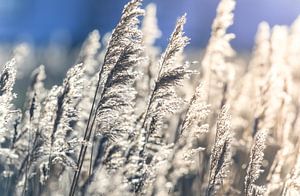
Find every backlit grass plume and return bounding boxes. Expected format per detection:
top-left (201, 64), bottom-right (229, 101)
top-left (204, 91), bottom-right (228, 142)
top-left (0, 59), bottom-right (17, 142)
top-left (206, 105), bottom-right (232, 196)
top-left (1, 0), bottom-right (300, 196)
top-left (244, 129), bottom-right (268, 196)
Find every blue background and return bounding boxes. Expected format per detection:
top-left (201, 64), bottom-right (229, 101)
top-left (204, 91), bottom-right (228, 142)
top-left (0, 0), bottom-right (300, 50)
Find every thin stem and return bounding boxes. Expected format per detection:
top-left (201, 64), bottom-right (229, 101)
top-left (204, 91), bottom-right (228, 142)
top-left (71, 113), bottom-right (98, 196)
top-left (69, 73), bottom-right (101, 196)
top-left (88, 129), bottom-right (96, 176)
top-left (21, 128), bottom-right (32, 196)
top-left (70, 47), bottom-right (124, 195)
top-left (70, 45), bottom-right (129, 196)
top-left (80, 137), bottom-right (107, 196)
top-left (134, 49), bottom-right (168, 193)
top-left (140, 52), bottom-right (167, 137)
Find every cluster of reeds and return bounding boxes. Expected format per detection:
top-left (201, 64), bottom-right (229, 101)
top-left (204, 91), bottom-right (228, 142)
top-left (1, 0), bottom-right (300, 195)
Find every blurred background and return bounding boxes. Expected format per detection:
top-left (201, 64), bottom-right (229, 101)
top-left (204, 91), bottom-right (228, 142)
top-left (0, 0), bottom-right (300, 105)
top-left (1, 0), bottom-right (300, 49)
